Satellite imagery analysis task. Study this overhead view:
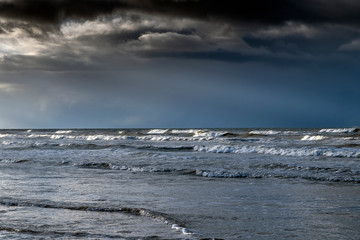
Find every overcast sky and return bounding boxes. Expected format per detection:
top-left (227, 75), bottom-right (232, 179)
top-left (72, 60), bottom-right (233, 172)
top-left (0, 0), bottom-right (359, 128)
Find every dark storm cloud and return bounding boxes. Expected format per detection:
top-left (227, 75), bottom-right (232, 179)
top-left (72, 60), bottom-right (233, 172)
top-left (0, 0), bottom-right (359, 68)
top-left (1, 0), bottom-right (360, 25)
top-left (0, 0), bottom-right (128, 24)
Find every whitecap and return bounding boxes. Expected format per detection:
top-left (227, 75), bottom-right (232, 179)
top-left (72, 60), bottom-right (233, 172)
top-left (147, 129), bottom-right (168, 134)
top-left (27, 134), bottom-right (51, 138)
top-left (249, 130), bottom-right (282, 135)
top-left (171, 224), bottom-right (194, 236)
top-left (171, 129), bottom-right (199, 134)
top-left (85, 135), bottom-right (120, 141)
top-left (1, 140), bottom-right (16, 145)
top-left (301, 135), bottom-right (327, 141)
top-left (249, 130), bottom-right (297, 135)
top-left (55, 130), bottom-right (73, 134)
top-left (319, 128), bottom-right (359, 133)
top-left (0, 134), bottom-right (16, 138)
top-left (193, 130), bottom-right (227, 138)
top-left (194, 145), bottom-right (360, 158)
top-left (50, 135), bottom-right (66, 140)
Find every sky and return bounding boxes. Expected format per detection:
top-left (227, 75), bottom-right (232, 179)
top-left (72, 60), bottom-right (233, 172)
top-left (0, 0), bottom-right (359, 128)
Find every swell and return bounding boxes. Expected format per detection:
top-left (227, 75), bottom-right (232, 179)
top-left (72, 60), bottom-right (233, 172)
top-left (1, 141), bottom-right (195, 152)
top-left (68, 161), bottom-right (360, 184)
top-left (72, 162), bottom-right (191, 174)
top-left (193, 169), bottom-right (360, 183)
top-left (0, 159), bottom-right (30, 164)
top-left (0, 198), bottom-right (197, 238)
top-left (194, 145), bottom-right (360, 158)
top-left (0, 226), bottom-right (136, 239)
top-left (0, 198), bottom-right (185, 229)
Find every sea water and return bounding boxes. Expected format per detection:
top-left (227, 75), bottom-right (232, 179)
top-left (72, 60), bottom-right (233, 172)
top-left (0, 128), bottom-right (359, 239)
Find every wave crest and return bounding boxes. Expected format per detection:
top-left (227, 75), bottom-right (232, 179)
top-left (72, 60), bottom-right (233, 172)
top-left (194, 145), bottom-right (360, 158)
top-left (319, 128), bottom-right (359, 133)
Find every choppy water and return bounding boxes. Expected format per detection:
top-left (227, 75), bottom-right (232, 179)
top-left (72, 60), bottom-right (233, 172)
top-left (0, 128), bottom-right (359, 239)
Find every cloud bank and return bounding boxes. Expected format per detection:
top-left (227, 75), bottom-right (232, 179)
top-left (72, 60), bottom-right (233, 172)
top-left (0, 0), bottom-right (359, 71)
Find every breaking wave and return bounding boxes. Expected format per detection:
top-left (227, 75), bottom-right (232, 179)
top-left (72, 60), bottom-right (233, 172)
top-left (248, 130), bottom-right (298, 135)
top-left (319, 128), bottom-right (359, 133)
top-left (55, 130), bottom-right (73, 134)
top-left (0, 159), bottom-right (30, 164)
top-left (60, 161), bottom-right (360, 184)
top-left (301, 135), bottom-right (327, 141)
top-left (147, 129), bottom-right (168, 134)
top-left (0, 198), bottom-right (195, 238)
top-left (194, 145), bottom-right (360, 158)
top-left (171, 129), bottom-right (199, 134)
top-left (194, 169), bottom-right (360, 183)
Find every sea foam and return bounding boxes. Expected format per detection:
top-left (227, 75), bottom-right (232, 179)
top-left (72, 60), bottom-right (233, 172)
top-left (55, 130), bottom-right (73, 134)
top-left (194, 145), bottom-right (360, 158)
top-left (147, 129), bottom-right (168, 134)
top-left (193, 130), bottom-right (227, 138)
top-left (301, 135), bottom-right (327, 141)
top-left (171, 129), bottom-right (199, 134)
top-left (319, 128), bottom-right (359, 133)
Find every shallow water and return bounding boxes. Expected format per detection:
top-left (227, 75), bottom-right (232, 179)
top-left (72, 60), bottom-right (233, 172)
top-left (0, 128), bottom-right (359, 239)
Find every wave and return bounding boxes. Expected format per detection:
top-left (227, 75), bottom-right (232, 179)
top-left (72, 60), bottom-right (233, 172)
top-left (138, 145), bottom-right (194, 151)
top-left (0, 226), bottom-right (135, 239)
top-left (194, 145), bottom-right (360, 158)
top-left (171, 129), bottom-right (199, 134)
top-left (3, 130), bottom-right (241, 142)
top-left (251, 163), bottom-right (359, 174)
top-left (301, 135), bottom-right (327, 141)
top-left (73, 162), bottom-right (188, 174)
top-left (0, 159), bottom-right (30, 164)
top-left (64, 161), bottom-right (360, 184)
top-left (193, 130), bottom-right (228, 138)
top-left (248, 130), bottom-right (298, 136)
top-left (28, 134), bottom-right (52, 138)
top-left (147, 129), bottom-right (168, 134)
top-left (319, 128), bottom-right (359, 133)
top-left (55, 130), bottom-right (73, 134)
top-left (0, 134), bottom-right (17, 138)
top-left (1, 140), bottom-right (18, 145)
top-left (194, 169), bottom-right (360, 183)
top-left (0, 198), bottom-right (196, 238)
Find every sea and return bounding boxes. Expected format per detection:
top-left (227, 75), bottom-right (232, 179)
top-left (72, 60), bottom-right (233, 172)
top-left (0, 128), bottom-right (359, 240)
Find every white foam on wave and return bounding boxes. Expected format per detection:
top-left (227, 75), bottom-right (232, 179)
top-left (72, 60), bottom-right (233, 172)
top-left (85, 135), bottom-right (117, 141)
top-left (50, 135), bottom-right (67, 140)
top-left (20, 132), bottom-right (242, 143)
top-left (193, 130), bottom-right (227, 138)
top-left (55, 130), bottom-right (73, 134)
top-left (171, 224), bottom-right (194, 236)
top-left (249, 130), bottom-right (298, 135)
top-left (319, 128), bottom-right (359, 133)
top-left (195, 170), bottom-right (250, 178)
top-left (28, 134), bottom-right (51, 138)
top-left (301, 135), bottom-right (327, 141)
top-left (0, 134), bottom-right (16, 138)
top-left (26, 130), bottom-right (32, 133)
top-left (147, 129), bottom-right (168, 134)
top-left (171, 129), bottom-right (199, 134)
top-left (1, 140), bottom-right (17, 145)
top-left (110, 165), bottom-right (176, 173)
top-left (194, 145), bottom-right (360, 158)
top-left (249, 130), bottom-right (281, 135)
